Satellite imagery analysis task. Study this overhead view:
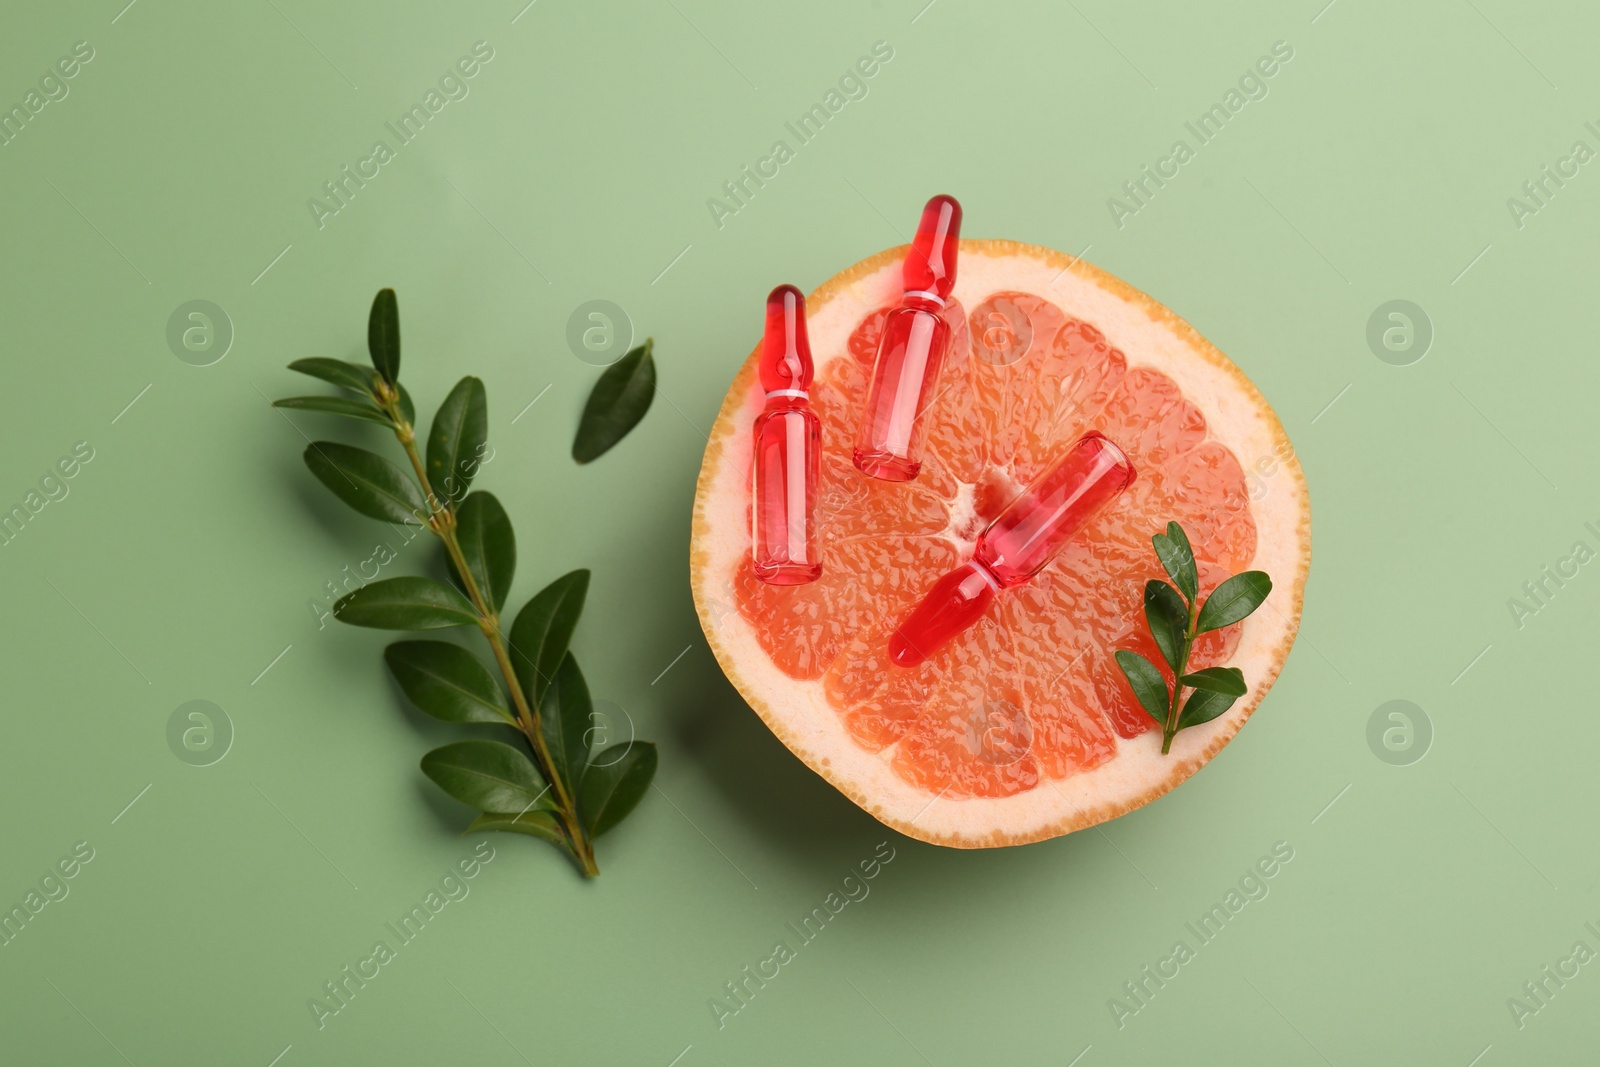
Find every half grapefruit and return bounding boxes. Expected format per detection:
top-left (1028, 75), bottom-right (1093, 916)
top-left (691, 240), bottom-right (1309, 847)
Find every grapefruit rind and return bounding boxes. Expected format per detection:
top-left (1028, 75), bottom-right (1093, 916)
top-left (691, 240), bottom-right (1310, 848)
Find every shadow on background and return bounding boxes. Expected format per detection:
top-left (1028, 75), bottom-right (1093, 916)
top-left (659, 623), bottom-right (1110, 907)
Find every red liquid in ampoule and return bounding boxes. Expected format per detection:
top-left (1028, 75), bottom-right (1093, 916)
top-left (889, 432), bottom-right (1136, 667)
top-left (751, 284), bottom-right (822, 585)
top-left (853, 194), bottom-right (962, 482)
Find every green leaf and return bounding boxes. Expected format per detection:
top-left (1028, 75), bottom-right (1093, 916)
top-left (421, 739), bottom-right (549, 813)
top-left (1197, 571), bottom-right (1273, 633)
top-left (274, 395), bottom-right (392, 426)
top-left (465, 809), bottom-right (568, 848)
top-left (1180, 666), bottom-right (1247, 697)
top-left (303, 441), bottom-right (430, 525)
top-left (454, 492), bottom-right (515, 613)
top-left (368, 288), bottom-right (400, 384)
top-left (579, 741), bottom-right (657, 838)
top-left (1153, 522), bottom-right (1198, 603)
top-left (285, 357), bottom-right (411, 422)
top-left (334, 577), bottom-right (479, 630)
top-left (1114, 650), bottom-right (1170, 726)
top-left (542, 654), bottom-right (593, 796)
top-left (427, 376), bottom-right (488, 505)
top-left (384, 640), bottom-right (514, 724)
top-left (508, 570), bottom-right (590, 712)
top-left (572, 339), bottom-right (655, 464)
top-left (288, 357), bottom-right (376, 394)
top-left (1178, 687), bottom-right (1240, 730)
top-left (1143, 580), bottom-right (1189, 671)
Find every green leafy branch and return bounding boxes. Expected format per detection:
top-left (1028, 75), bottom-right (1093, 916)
top-left (274, 289), bottom-right (656, 877)
top-left (1114, 521), bottom-right (1272, 755)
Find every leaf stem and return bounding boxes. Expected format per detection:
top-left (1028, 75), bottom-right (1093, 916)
top-left (375, 383), bottom-right (598, 877)
top-left (1161, 598), bottom-right (1198, 755)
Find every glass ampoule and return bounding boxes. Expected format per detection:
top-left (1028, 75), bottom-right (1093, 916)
top-left (751, 284), bottom-right (822, 585)
top-left (852, 194), bottom-right (963, 482)
top-left (889, 432), bottom-right (1136, 667)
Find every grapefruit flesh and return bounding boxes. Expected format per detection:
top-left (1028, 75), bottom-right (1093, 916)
top-left (692, 240), bottom-right (1309, 847)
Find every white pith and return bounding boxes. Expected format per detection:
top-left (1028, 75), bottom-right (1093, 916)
top-left (692, 242), bottom-right (1310, 848)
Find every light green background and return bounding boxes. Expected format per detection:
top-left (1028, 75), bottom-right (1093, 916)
top-left (1, 0), bottom-right (1595, 1063)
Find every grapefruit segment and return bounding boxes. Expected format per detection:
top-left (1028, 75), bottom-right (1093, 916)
top-left (693, 240), bottom-right (1309, 847)
top-left (1017, 319), bottom-right (1128, 484)
top-left (970, 291), bottom-right (1067, 473)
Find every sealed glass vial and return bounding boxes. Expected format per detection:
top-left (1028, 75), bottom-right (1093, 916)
top-left (853, 194), bottom-right (963, 482)
top-left (751, 284), bottom-right (822, 585)
top-left (889, 432), bottom-right (1136, 666)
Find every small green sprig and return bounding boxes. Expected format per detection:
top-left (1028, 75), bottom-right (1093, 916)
top-left (275, 289), bottom-right (657, 878)
top-left (1114, 521), bottom-right (1272, 755)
